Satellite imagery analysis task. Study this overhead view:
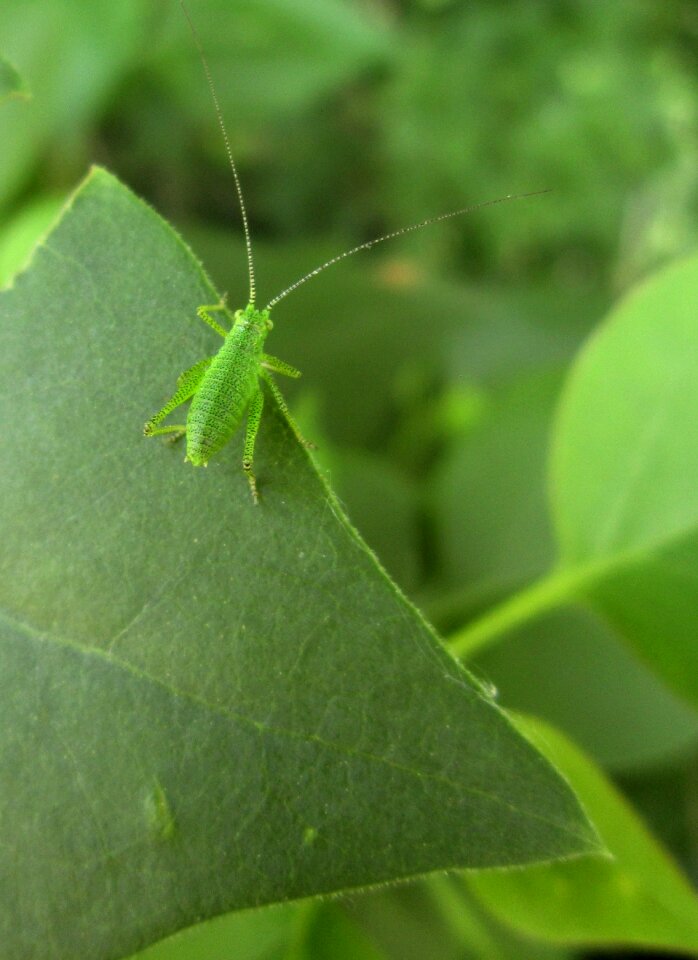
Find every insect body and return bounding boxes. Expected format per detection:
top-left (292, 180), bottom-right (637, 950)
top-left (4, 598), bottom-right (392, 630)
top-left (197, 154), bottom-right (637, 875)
top-left (144, 0), bottom-right (547, 503)
top-left (144, 302), bottom-right (309, 501)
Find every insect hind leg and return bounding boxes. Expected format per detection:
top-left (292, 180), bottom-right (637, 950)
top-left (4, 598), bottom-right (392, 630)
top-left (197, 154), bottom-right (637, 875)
top-left (243, 387), bottom-right (264, 503)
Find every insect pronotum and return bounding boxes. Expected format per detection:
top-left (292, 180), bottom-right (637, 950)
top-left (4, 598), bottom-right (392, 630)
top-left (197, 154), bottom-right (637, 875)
top-left (143, 0), bottom-right (548, 503)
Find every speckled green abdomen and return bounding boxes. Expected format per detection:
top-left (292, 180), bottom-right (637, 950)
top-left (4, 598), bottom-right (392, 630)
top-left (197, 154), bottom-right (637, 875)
top-left (185, 320), bottom-right (266, 465)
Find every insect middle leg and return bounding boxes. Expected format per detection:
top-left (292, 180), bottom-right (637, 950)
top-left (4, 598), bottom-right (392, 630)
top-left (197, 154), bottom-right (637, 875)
top-left (262, 354), bottom-right (302, 378)
top-left (260, 369), bottom-right (316, 450)
top-left (144, 356), bottom-right (213, 440)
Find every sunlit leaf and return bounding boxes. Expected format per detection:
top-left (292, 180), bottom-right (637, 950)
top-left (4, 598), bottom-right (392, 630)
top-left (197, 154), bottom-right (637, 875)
top-left (551, 252), bottom-right (698, 707)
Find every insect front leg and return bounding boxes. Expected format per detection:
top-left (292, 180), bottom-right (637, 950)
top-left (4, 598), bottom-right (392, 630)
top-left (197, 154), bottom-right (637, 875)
top-left (243, 387), bottom-right (264, 503)
top-left (260, 369), bottom-right (316, 450)
top-left (144, 356), bottom-right (213, 441)
top-left (197, 297), bottom-right (229, 338)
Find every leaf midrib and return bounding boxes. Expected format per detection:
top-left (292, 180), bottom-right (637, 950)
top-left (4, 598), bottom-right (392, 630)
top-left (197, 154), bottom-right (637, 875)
top-left (0, 606), bottom-right (596, 846)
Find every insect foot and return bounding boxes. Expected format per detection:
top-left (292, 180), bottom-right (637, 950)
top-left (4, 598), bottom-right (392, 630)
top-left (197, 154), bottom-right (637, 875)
top-left (242, 456), bottom-right (260, 504)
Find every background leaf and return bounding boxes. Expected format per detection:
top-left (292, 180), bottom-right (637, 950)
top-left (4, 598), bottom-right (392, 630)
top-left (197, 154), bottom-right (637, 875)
top-left (429, 362), bottom-right (698, 770)
top-left (0, 0), bottom-right (147, 211)
top-left (0, 168), bottom-right (599, 960)
top-left (551, 252), bottom-right (698, 708)
top-left (345, 877), bottom-right (571, 960)
top-left (471, 607), bottom-right (698, 772)
top-left (127, 905), bottom-right (295, 960)
top-left (0, 193), bottom-right (63, 286)
top-left (450, 253), bottom-right (698, 723)
top-left (467, 715), bottom-right (698, 953)
top-left (431, 369), bottom-right (561, 600)
top-left (156, 0), bottom-right (389, 123)
top-left (0, 53), bottom-right (27, 102)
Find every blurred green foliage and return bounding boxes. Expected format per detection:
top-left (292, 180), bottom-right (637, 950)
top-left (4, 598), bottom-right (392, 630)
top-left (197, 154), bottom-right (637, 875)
top-left (2, 0), bottom-right (698, 957)
top-left (0, 53), bottom-right (27, 103)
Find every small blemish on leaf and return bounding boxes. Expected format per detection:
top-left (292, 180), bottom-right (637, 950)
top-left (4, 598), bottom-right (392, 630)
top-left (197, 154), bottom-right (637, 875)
top-left (145, 779), bottom-right (176, 842)
top-left (303, 826), bottom-right (318, 847)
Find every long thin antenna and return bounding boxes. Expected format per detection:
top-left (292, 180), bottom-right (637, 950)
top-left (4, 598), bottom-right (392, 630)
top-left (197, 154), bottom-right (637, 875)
top-left (178, 0), bottom-right (257, 305)
top-left (265, 190), bottom-right (550, 310)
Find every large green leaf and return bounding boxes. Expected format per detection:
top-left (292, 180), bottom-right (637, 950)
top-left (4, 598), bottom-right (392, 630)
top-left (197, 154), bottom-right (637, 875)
top-left (0, 168), bottom-right (599, 960)
top-left (468, 716), bottom-right (698, 953)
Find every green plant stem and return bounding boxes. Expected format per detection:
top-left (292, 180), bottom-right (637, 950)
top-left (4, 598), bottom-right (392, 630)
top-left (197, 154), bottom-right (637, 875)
top-left (448, 560), bottom-right (608, 660)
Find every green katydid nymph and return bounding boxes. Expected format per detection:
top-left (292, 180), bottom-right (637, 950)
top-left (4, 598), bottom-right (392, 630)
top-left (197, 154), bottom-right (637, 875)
top-left (144, 0), bottom-right (548, 503)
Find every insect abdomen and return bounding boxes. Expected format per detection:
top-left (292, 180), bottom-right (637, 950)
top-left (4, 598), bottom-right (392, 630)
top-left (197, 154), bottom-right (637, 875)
top-left (186, 325), bottom-right (263, 465)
